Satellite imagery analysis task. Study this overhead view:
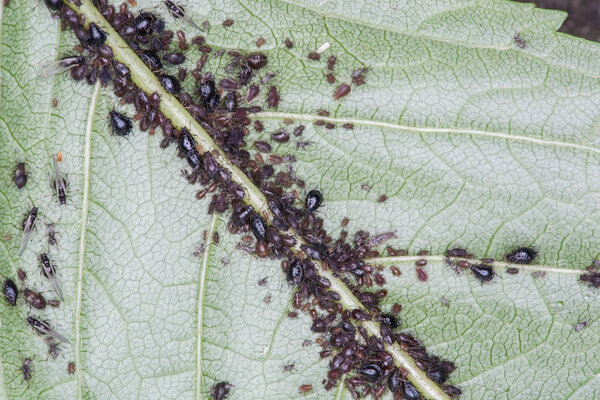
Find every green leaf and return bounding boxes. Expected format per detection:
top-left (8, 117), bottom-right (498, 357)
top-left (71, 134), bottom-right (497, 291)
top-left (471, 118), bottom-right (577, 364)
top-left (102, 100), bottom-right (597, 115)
top-left (1, 0), bottom-right (600, 399)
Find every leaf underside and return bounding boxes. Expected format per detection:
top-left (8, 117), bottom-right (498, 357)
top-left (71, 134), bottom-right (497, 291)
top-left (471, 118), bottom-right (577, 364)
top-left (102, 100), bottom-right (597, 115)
top-left (1, 0), bottom-right (600, 399)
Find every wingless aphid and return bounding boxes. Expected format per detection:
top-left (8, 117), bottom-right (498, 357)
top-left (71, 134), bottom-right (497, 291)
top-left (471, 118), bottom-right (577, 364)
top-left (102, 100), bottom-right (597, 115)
top-left (40, 253), bottom-right (64, 301)
top-left (52, 154), bottom-right (67, 205)
top-left (18, 207), bottom-right (38, 256)
top-left (27, 316), bottom-right (69, 343)
top-left (164, 0), bottom-right (203, 31)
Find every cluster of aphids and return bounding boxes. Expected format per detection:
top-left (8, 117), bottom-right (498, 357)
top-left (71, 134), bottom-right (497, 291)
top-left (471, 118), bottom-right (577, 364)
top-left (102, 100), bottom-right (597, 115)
top-left (6, 156), bottom-right (74, 381)
top-left (46, 0), bottom-right (460, 398)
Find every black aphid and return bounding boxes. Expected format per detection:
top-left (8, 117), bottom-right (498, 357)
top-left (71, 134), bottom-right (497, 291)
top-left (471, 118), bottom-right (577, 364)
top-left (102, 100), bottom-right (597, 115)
top-left (200, 76), bottom-right (216, 103)
top-left (140, 51), bottom-right (162, 71)
top-left (159, 74), bottom-right (181, 94)
top-left (506, 247), bottom-right (537, 265)
top-left (287, 259), bottom-right (303, 286)
top-left (24, 288), bottom-right (47, 310)
top-left (40, 253), bottom-right (64, 301)
top-left (388, 369), bottom-right (401, 392)
top-left (132, 12), bottom-right (157, 36)
top-left (14, 162), bottom-right (27, 189)
top-left (27, 316), bottom-right (69, 343)
top-left (163, 52), bottom-right (186, 65)
top-left (19, 207), bottom-right (38, 256)
top-left (21, 358), bottom-right (32, 381)
top-left (357, 364), bottom-right (383, 381)
top-left (87, 23), bottom-right (106, 46)
top-left (210, 381), bottom-right (232, 400)
top-left (3, 279), bottom-right (18, 306)
top-left (52, 155), bottom-right (67, 205)
top-left (305, 189), bottom-right (323, 213)
top-left (250, 215), bottom-right (267, 241)
top-left (402, 381), bottom-right (420, 400)
top-left (178, 129), bottom-right (202, 168)
top-left (44, 0), bottom-right (62, 10)
top-left (109, 110), bottom-right (132, 137)
top-left (379, 314), bottom-right (399, 329)
top-left (427, 366), bottom-right (449, 384)
top-left (471, 264), bottom-right (495, 282)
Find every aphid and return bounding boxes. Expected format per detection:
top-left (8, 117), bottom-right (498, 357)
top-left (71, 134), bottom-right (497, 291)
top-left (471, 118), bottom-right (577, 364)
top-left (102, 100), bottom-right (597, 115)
top-left (267, 86), bottom-right (280, 107)
top-left (132, 12), bottom-right (157, 35)
top-left (17, 269), bottom-right (27, 281)
top-left (87, 23), bottom-right (106, 46)
top-left (48, 299), bottom-right (60, 307)
top-left (506, 247), bottom-right (537, 264)
top-left (574, 321), bottom-right (588, 332)
top-left (258, 277), bottom-right (268, 286)
top-left (506, 267), bottom-right (520, 275)
top-left (3, 279), bottom-right (18, 306)
top-left (52, 154), bottom-right (67, 205)
top-left (14, 162), bottom-right (27, 189)
top-left (200, 75), bottom-right (217, 103)
top-left (163, 52), bottom-right (186, 65)
top-left (580, 272), bottom-right (600, 288)
top-left (27, 316), bottom-right (69, 343)
top-left (19, 207), bottom-right (38, 256)
top-left (46, 337), bottom-right (61, 359)
top-left (326, 73), bottom-right (335, 84)
top-left (41, 56), bottom-right (84, 78)
top-left (416, 267), bottom-right (428, 281)
top-left (283, 362), bottom-right (295, 372)
top-left (402, 381), bottom-right (420, 400)
top-left (245, 85), bottom-right (259, 102)
top-left (298, 384), bottom-right (313, 393)
top-left (427, 366), bottom-right (449, 384)
top-left (284, 38), bottom-right (293, 48)
top-left (210, 381), bottom-right (232, 400)
top-left (327, 55), bottom-right (336, 70)
top-left (287, 259), bottom-right (303, 286)
top-left (388, 369), bottom-right (401, 392)
top-left (446, 248), bottom-right (467, 257)
top-left (471, 264), bottom-right (495, 282)
top-left (46, 223), bottom-right (58, 246)
top-left (379, 314), bottom-right (399, 329)
top-left (140, 51), bottom-right (162, 70)
top-left (223, 19), bottom-right (234, 27)
top-left (513, 33), bottom-right (526, 49)
top-left (357, 363), bottom-right (383, 381)
top-left (67, 362), bottom-right (75, 374)
top-left (40, 253), bottom-right (64, 301)
top-left (164, 0), bottom-right (203, 31)
top-left (21, 358), bottom-right (32, 381)
top-left (24, 288), bottom-right (46, 310)
top-left (271, 130), bottom-right (289, 142)
top-left (333, 83), bottom-right (351, 100)
top-left (305, 189), bottom-right (323, 213)
top-left (109, 110), bottom-right (132, 137)
top-left (224, 91), bottom-right (237, 111)
top-left (158, 75), bottom-right (181, 94)
top-left (250, 216), bottom-right (267, 241)
top-left (52, 98), bottom-right (58, 107)
top-left (307, 52), bottom-right (320, 61)
top-left (44, 0), bottom-right (63, 10)
top-left (246, 53), bottom-right (268, 70)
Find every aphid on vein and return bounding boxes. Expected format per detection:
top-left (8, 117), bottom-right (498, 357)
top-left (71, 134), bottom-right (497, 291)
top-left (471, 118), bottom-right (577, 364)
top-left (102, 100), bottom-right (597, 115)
top-left (3, 278), bottom-right (18, 306)
top-left (471, 264), bottom-right (495, 282)
top-left (52, 154), bottom-right (67, 205)
top-left (164, 0), bottom-right (203, 31)
top-left (210, 381), bottom-right (232, 400)
top-left (305, 189), bottom-right (323, 213)
top-left (40, 253), bottom-right (64, 301)
top-left (506, 247), bottom-right (537, 265)
top-left (357, 363), bottom-right (383, 381)
top-left (286, 259), bottom-right (303, 286)
top-left (21, 358), bottom-right (33, 381)
top-left (402, 381), bottom-right (420, 400)
top-left (14, 162), bottom-right (27, 189)
top-left (27, 316), bottom-right (69, 343)
top-left (158, 74), bottom-right (181, 94)
top-left (87, 23), bottom-right (106, 47)
top-left (19, 207), bottom-right (38, 256)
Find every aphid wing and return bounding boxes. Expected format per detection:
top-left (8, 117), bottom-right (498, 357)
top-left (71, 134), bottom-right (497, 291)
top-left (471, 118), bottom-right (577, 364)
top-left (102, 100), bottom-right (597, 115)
top-left (48, 276), bottom-right (64, 301)
top-left (182, 16), bottom-right (203, 31)
top-left (48, 328), bottom-right (70, 344)
top-left (41, 59), bottom-right (77, 78)
top-left (18, 230), bottom-right (32, 256)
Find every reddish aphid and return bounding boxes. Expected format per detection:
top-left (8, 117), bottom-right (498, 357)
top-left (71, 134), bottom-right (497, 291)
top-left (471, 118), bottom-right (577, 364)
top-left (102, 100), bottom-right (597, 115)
top-left (416, 267), bottom-right (428, 282)
top-left (298, 384), bottom-right (313, 393)
top-left (333, 83), bottom-right (351, 100)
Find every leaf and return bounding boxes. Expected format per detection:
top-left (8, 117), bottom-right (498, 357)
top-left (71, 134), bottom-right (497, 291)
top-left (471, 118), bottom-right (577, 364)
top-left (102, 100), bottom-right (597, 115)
top-left (1, 0), bottom-right (600, 400)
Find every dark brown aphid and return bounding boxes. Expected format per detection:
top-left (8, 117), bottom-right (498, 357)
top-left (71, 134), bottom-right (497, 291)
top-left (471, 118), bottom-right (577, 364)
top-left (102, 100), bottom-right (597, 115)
top-left (245, 85), bottom-right (260, 103)
top-left (14, 162), bottom-right (27, 189)
top-left (21, 358), bottom-right (32, 381)
top-left (471, 264), bottom-right (495, 282)
top-left (298, 384), bottom-right (313, 393)
top-left (159, 75), bottom-right (181, 94)
top-left (416, 267), bottom-right (428, 282)
top-left (246, 53), bottom-right (268, 70)
top-left (24, 288), bottom-right (47, 310)
top-left (402, 381), bottom-right (420, 400)
top-left (163, 52), bottom-right (186, 65)
top-left (17, 269), bottom-right (27, 281)
top-left (333, 83), bottom-right (351, 100)
top-left (446, 248), bottom-right (467, 257)
top-left (52, 155), bottom-right (67, 205)
top-left (271, 130), bottom-right (289, 142)
top-left (327, 55), bottom-right (337, 70)
top-left (140, 51), bottom-right (162, 71)
top-left (267, 86), bottom-right (280, 107)
top-left (307, 52), bottom-right (320, 61)
top-left (223, 19), bottom-right (234, 27)
top-left (506, 267), bottom-right (520, 275)
top-left (48, 299), bottom-right (60, 307)
top-left (210, 381), bottom-right (232, 400)
top-left (256, 37), bottom-right (265, 47)
top-left (357, 363), bottom-right (383, 381)
top-left (3, 279), bottom-right (18, 306)
top-left (506, 247), bottom-right (537, 265)
top-left (284, 38), bottom-right (293, 48)
top-left (377, 194), bottom-right (388, 203)
top-left (19, 207), bottom-right (38, 256)
top-left (254, 140), bottom-right (271, 152)
top-left (326, 73), bottom-right (335, 84)
top-left (67, 362), bottom-right (75, 374)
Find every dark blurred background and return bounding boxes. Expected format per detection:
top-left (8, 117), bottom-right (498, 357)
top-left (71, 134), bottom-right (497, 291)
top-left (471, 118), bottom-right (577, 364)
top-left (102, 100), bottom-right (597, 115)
top-left (514, 0), bottom-right (600, 41)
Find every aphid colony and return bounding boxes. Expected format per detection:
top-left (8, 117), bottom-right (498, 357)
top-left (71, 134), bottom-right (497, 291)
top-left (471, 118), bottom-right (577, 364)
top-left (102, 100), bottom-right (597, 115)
top-left (8, 151), bottom-right (73, 378)
top-left (48, 1), bottom-right (461, 399)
